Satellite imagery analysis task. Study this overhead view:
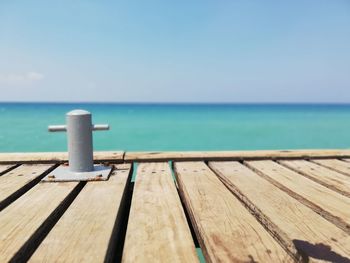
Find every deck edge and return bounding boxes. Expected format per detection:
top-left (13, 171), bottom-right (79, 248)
top-left (1, 149), bottom-right (350, 163)
top-left (0, 151), bottom-right (124, 164)
top-left (124, 149), bottom-right (350, 162)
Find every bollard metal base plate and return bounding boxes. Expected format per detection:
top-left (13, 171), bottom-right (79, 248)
top-left (42, 165), bottom-right (112, 182)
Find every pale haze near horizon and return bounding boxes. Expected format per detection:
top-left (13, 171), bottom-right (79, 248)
top-left (0, 1), bottom-right (349, 103)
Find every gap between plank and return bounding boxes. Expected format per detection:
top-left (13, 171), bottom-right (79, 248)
top-left (207, 162), bottom-right (303, 262)
top-left (245, 161), bottom-right (350, 235)
top-left (277, 161), bottom-right (350, 198)
top-left (170, 162), bottom-right (201, 245)
top-left (0, 164), bottom-right (21, 176)
top-left (175, 187), bottom-right (206, 263)
top-left (10, 182), bottom-right (86, 263)
top-left (0, 164), bottom-right (59, 212)
top-left (171, 161), bottom-right (206, 263)
top-left (105, 164), bottom-right (134, 263)
top-left (309, 159), bottom-right (350, 178)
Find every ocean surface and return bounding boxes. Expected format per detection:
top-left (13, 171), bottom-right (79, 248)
top-left (1, 103), bottom-right (350, 153)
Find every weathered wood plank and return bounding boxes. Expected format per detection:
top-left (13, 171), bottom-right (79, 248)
top-left (174, 162), bottom-right (292, 263)
top-left (0, 151), bottom-right (124, 164)
top-left (279, 160), bottom-right (350, 198)
top-left (0, 164), bottom-right (17, 175)
top-left (0, 164), bottom-right (55, 211)
top-left (209, 161), bottom-right (350, 262)
top-left (246, 160), bottom-right (350, 233)
top-left (0, 181), bottom-right (80, 262)
top-left (312, 159), bottom-right (350, 177)
top-left (122, 162), bottom-right (198, 263)
top-left (2, 149), bottom-right (350, 163)
top-left (125, 149), bottom-right (350, 162)
top-left (30, 164), bottom-right (132, 263)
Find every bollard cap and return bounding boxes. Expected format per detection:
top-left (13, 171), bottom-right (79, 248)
top-left (67, 109), bottom-right (91, 116)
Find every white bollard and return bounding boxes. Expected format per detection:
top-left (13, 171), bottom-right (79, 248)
top-left (67, 110), bottom-right (95, 172)
top-left (44, 109), bottom-right (111, 182)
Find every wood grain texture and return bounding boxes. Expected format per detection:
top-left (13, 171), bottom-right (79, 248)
top-left (246, 160), bottom-right (350, 233)
top-left (0, 164), bottom-right (17, 175)
top-left (0, 181), bottom-right (79, 262)
top-left (2, 149), bottom-right (350, 163)
top-left (174, 162), bottom-right (292, 263)
top-left (29, 164), bottom-right (132, 263)
top-left (0, 164), bottom-right (54, 210)
top-left (125, 149), bottom-right (350, 162)
top-left (312, 159), bottom-right (350, 177)
top-left (209, 161), bottom-right (350, 262)
top-left (279, 160), bottom-right (350, 197)
top-left (122, 162), bottom-right (198, 263)
top-left (0, 151), bottom-right (124, 164)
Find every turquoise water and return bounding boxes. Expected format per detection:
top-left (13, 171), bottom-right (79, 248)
top-left (1, 103), bottom-right (350, 152)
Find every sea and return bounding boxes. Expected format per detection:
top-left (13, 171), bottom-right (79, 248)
top-left (1, 103), bottom-right (350, 153)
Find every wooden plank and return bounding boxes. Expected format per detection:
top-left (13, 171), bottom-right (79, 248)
top-left (209, 161), bottom-right (350, 262)
top-left (30, 164), bottom-right (132, 263)
top-left (124, 149), bottom-right (350, 162)
top-left (174, 162), bottom-right (293, 263)
top-left (2, 149), bottom-right (350, 163)
top-left (312, 159), bottom-right (350, 177)
top-left (279, 160), bottom-right (350, 198)
top-left (0, 164), bottom-right (17, 175)
top-left (246, 160), bottom-right (350, 233)
top-left (0, 151), bottom-right (124, 164)
top-left (122, 162), bottom-right (198, 263)
top-left (0, 181), bottom-right (80, 262)
top-left (0, 164), bottom-right (55, 211)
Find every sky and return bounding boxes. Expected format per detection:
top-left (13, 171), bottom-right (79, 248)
top-left (0, 0), bottom-right (349, 103)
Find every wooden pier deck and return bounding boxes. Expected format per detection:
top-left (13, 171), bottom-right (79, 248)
top-left (1, 149), bottom-right (350, 262)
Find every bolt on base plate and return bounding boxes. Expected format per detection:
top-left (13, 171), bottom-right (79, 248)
top-left (42, 165), bottom-right (112, 182)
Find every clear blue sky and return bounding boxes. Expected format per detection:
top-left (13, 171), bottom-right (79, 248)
top-left (1, 1), bottom-right (349, 103)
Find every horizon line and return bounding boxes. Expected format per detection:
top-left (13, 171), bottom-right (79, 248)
top-left (2, 101), bottom-right (350, 105)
